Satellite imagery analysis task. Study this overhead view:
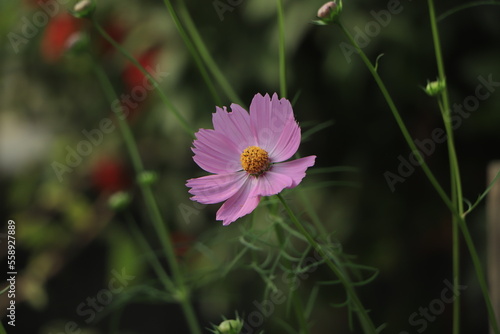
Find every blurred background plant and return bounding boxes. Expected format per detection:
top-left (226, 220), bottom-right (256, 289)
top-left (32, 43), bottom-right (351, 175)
top-left (0, 0), bottom-right (499, 333)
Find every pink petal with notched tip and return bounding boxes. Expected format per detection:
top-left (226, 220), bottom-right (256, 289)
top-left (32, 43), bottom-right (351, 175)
top-left (249, 93), bottom-right (294, 152)
top-left (269, 156), bottom-right (316, 188)
top-left (212, 105), bottom-right (256, 151)
top-left (186, 171), bottom-right (248, 204)
top-left (267, 116), bottom-right (301, 163)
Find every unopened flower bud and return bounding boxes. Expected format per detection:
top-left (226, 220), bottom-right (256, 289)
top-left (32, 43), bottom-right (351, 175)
top-left (216, 319), bottom-right (243, 334)
top-left (72, 0), bottom-right (96, 19)
top-left (65, 32), bottom-right (90, 55)
top-left (424, 78), bottom-right (446, 96)
top-left (137, 171), bottom-right (158, 186)
top-left (108, 191), bottom-right (131, 210)
top-left (313, 1), bottom-right (342, 25)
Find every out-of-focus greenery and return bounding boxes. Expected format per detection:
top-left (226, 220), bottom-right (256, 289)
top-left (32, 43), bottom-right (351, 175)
top-left (1, 0), bottom-right (499, 333)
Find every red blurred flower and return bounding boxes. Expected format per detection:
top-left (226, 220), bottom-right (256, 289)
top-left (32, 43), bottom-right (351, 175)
top-left (40, 13), bottom-right (83, 63)
top-left (91, 157), bottom-right (130, 194)
top-left (97, 20), bottom-right (127, 56)
top-left (118, 46), bottom-right (162, 120)
top-left (122, 46), bottom-right (161, 90)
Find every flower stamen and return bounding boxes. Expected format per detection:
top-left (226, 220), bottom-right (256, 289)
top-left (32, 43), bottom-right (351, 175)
top-left (240, 146), bottom-right (270, 175)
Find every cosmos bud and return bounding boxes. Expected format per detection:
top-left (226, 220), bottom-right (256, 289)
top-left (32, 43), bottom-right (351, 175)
top-left (424, 78), bottom-right (446, 96)
top-left (314, 1), bottom-right (343, 25)
top-left (216, 318), bottom-right (244, 334)
top-left (137, 171), bottom-right (158, 186)
top-left (108, 191), bottom-right (131, 210)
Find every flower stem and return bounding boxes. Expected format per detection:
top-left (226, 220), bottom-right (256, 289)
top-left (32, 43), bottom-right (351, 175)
top-left (277, 194), bottom-right (377, 334)
top-left (427, 1), bottom-right (462, 331)
top-left (93, 62), bottom-right (202, 334)
top-left (91, 19), bottom-right (196, 138)
top-left (0, 320), bottom-right (7, 334)
top-left (336, 21), bottom-right (453, 211)
top-left (160, 0), bottom-right (222, 106)
top-left (174, 1), bottom-right (244, 107)
top-left (338, 13), bottom-right (500, 334)
top-left (277, 0), bottom-right (287, 98)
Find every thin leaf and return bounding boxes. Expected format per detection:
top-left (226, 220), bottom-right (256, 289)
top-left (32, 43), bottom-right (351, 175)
top-left (437, 1), bottom-right (500, 22)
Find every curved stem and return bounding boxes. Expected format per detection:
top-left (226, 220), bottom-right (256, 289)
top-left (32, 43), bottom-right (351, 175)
top-left (93, 63), bottom-right (202, 334)
top-left (175, 1), bottom-right (244, 107)
top-left (277, 194), bottom-right (377, 334)
top-left (337, 21), bottom-right (453, 211)
top-left (161, 0), bottom-right (222, 106)
top-left (337, 12), bottom-right (499, 333)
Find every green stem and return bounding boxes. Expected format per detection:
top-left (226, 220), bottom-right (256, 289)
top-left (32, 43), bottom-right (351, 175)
top-left (277, 0), bottom-right (287, 98)
top-left (277, 194), bottom-right (377, 334)
top-left (128, 216), bottom-right (176, 293)
top-left (437, 1), bottom-right (500, 22)
top-left (457, 215), bottom-right (500, 334)
top-left (93, 63), bottom-right (202, 334)
top-left (0, 320), bottom-right (7, 334)
top-left (175, 1), bottom-right (244, 106)
top-left (336, 21), bottom-right (453, 212)
top-left (92, 19), bottom-right (195, 138)
top-left (160, 0), bottom-right (222, 106)
top-left (338, 11), bottom-right (499, 333)
top-left (427, 2), bottom-right (463, 332)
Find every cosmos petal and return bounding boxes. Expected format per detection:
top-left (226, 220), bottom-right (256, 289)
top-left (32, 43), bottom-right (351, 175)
top-left (269, 156), bottom-right (316, 188)
top-left (254, 171), bottom-right (294, 197)
top-left (186, 172), bottom-right (248, 204)
top-left (249, 93), bottom-right (295, 152)
top-left (267, 117), bottom-right (301, 163)
top-left (212, 105), bottom-right (256, 151)
top-left (192, 129), bottom-right (241, 173)
top-left (216, 176), bottom-right (260, 225)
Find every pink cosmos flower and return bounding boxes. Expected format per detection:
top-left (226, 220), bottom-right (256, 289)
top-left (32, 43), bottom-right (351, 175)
top-left (186, 93), bottom-right (316, 225)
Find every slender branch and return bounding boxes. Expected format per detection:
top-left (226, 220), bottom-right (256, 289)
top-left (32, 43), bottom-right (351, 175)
top-left (93, 62), bottom-right (202, 334)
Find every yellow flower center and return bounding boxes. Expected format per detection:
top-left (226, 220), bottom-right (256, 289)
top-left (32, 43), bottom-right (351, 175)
top-left (240, 146), bottom-right (270, 175)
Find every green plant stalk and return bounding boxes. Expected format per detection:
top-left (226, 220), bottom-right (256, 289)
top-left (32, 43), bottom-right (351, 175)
top-left (0, 320), bottom-right (7, 334)
top-left (277, 194), bottom-right (377, 334)
top-left (160, 0), bottom-right (222, 106)
top-left (93, 64), bottom-right (202, 334)
top-left (457, 215), bottom-right (500, 334)
top-left (175, 1), bottom-right (244, 107)
top-left (427, 1), bottom-right (463, 331)
top-left (437, 1), bottom-right (500, 22)
top-left (338, 14), bottom-right (499, 334)
top-left (336, 21), bottom-right (453, 211)
top-left (92, 19), bottom-right (195, 138)
top-left (128, 216), bottom-right (176, 293)
top-left (277, 0), bottom-right (287, 98)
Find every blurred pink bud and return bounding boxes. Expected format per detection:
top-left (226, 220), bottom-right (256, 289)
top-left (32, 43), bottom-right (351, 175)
top-left (317, 1), bottom-right (337, 19)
